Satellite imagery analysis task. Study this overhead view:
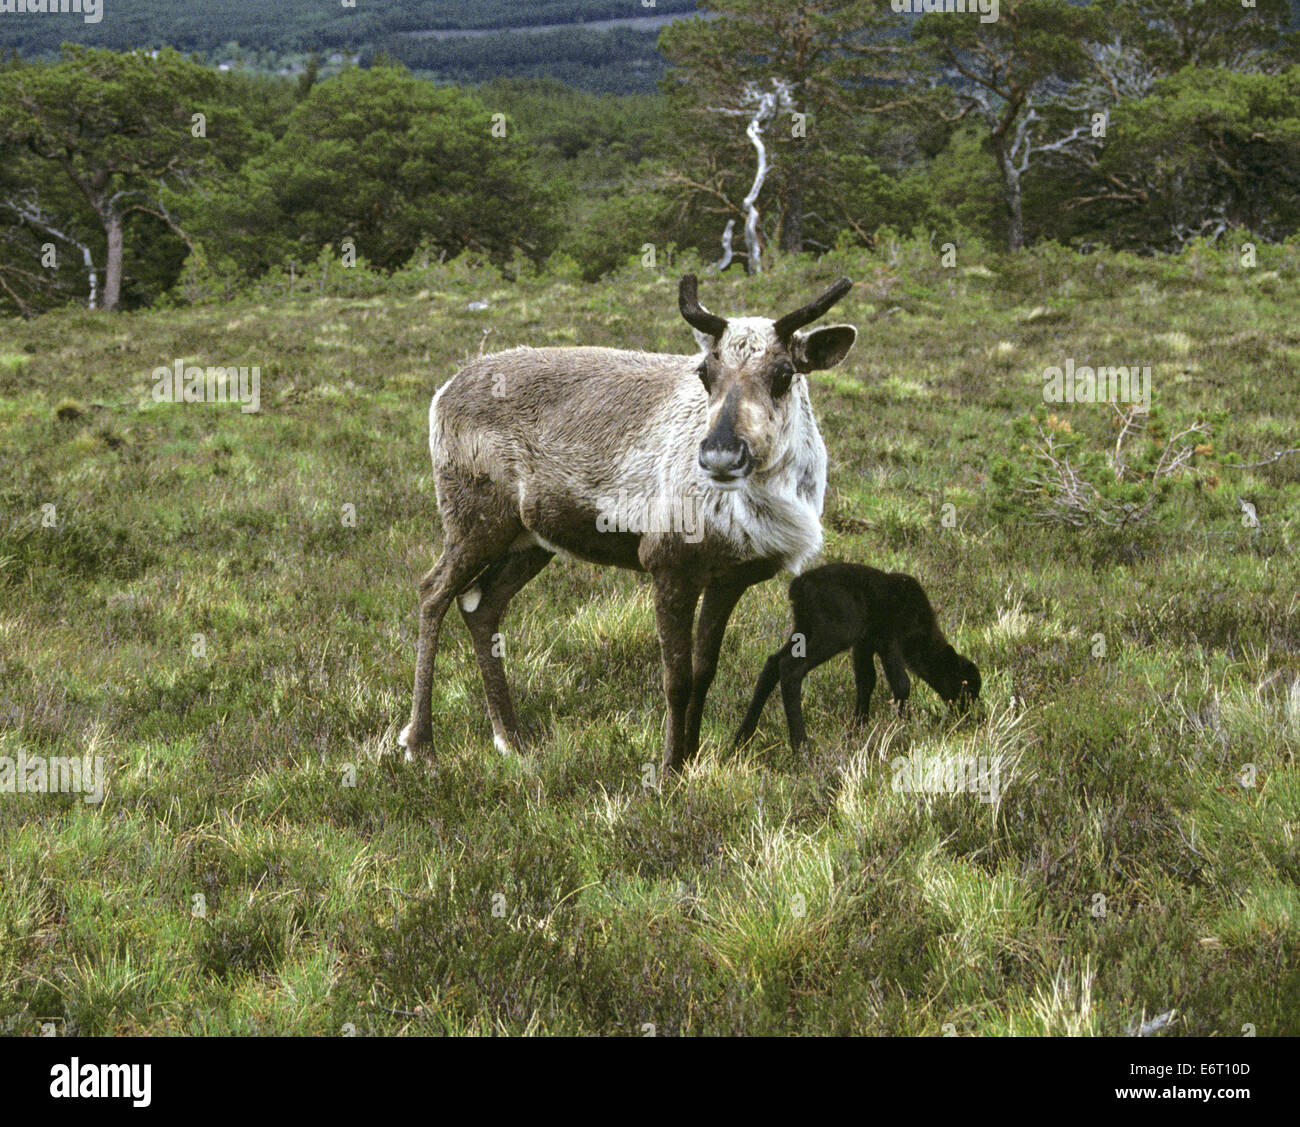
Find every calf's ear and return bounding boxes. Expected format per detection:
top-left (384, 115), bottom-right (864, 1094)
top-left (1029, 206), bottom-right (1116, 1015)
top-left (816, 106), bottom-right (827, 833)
top-left (791, 325), bottom-right (857, 372)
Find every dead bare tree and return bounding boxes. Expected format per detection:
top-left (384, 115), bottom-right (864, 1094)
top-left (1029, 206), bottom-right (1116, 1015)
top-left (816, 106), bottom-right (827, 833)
top-left (707, 80), bottom-right (795, 274)
top-left (708, 218), bottom-right (737, 274)
top-left (2, 193), bottom-right (100, 310)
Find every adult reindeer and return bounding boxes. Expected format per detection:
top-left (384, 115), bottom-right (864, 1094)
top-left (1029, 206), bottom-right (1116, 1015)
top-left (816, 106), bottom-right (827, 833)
top-left (400, 274), bottom-right (856, 774)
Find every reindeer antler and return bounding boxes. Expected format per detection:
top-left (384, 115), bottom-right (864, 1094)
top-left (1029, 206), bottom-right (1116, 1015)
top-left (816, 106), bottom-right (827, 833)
top-left (773, 277), bottom-right (853, 339)
top-left (678, 274), bottom-right (728, 339)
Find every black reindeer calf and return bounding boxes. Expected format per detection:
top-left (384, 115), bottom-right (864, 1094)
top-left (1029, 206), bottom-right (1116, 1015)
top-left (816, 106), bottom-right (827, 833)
top-left (735, 562), bottom-right (980, 752)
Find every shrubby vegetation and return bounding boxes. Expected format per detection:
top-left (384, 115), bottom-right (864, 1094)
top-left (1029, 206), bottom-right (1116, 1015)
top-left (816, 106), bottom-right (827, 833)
top-left (990, 405), bottom-right (1217, 529)
top-left (2, 237), bottom-right (1297, 1033)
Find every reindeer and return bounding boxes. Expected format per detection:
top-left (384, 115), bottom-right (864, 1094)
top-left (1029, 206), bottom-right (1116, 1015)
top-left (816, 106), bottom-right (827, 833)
top-left (399, 274), bottom-right (857, 774)
top-left (734, 562), bottom-right (982, 753)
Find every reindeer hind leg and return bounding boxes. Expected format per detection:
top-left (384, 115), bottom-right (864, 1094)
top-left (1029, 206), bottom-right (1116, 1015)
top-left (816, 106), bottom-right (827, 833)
top-left (458, 545), bottom-right (553, 754)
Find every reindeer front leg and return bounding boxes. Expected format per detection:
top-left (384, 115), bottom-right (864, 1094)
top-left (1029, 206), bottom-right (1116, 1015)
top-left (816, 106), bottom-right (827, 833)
top-left (652, 573), bottom-right (701, 776)
top-left (685, 581), bottom-right (750, 760)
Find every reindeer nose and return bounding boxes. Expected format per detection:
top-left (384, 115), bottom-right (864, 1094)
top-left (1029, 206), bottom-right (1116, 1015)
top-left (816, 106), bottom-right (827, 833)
top-left (698, 436), bottom-right (752, 481)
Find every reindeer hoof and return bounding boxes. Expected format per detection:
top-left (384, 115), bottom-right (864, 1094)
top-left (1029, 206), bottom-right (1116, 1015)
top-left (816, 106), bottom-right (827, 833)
top-left (398, 722), bottom-right (432, 761)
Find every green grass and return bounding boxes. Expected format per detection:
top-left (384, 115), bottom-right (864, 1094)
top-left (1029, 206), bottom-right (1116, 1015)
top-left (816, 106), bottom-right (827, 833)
top-left (1, 240), bottom-right (1298, 1035)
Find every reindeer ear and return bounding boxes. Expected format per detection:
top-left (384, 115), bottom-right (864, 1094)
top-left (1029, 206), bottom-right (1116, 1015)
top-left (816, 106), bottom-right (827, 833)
top-left (691, 327), bottom-right (716, 353)
top-left (791, 324), bottom-right (856, 372)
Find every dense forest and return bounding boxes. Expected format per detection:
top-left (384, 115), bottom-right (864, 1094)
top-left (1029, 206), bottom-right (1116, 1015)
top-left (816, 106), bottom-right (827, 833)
top-left (2, 0), bottom-right (1300, 316)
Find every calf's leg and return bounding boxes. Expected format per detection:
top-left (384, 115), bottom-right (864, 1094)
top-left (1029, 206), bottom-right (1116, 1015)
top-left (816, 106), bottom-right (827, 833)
top-left (778, 637), bottom-right (844, 753)
top-left (851, 641), bottom-right (878, 722)
top-left (734, 645), bottom-right (783, 748)
top-left (880, 640), bottom-right (911, 711)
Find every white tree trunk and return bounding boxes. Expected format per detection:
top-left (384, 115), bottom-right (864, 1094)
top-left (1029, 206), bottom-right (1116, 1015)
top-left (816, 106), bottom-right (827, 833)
top-left (710, 80), bottom-right (794, 274)
top-left (2, 196), bottom-right (100, 309)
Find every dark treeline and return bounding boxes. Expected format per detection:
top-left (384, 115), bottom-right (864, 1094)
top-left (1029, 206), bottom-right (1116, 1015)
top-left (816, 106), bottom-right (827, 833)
top-left (0, 0), bottom-right (696, 92)
top-left (1, 0), bottom-right (1300, 316)
top-left (385, 27), bottom-right (666, 92)
top-left (0, 0), bottom-right (699, 50)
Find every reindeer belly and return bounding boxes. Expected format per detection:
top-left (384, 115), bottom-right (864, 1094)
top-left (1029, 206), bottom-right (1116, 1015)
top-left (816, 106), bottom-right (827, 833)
top-left (514, 481), bottom-right (645, 570)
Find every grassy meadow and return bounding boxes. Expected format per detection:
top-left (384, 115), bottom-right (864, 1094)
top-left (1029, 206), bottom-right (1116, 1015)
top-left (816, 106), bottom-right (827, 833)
top-left (1, 238), bottom-right (1298, 1035)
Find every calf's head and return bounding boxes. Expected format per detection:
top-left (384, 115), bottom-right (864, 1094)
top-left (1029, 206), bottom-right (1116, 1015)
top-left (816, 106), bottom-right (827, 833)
top-left (935, 646), bottom-right (982, 711)
top-left (679, 274), bottom-right (856, 490)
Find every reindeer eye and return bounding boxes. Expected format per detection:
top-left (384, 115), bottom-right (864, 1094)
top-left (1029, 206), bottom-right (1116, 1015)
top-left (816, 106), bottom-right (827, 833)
top-left (770, 362), bottom-right (795, 398)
